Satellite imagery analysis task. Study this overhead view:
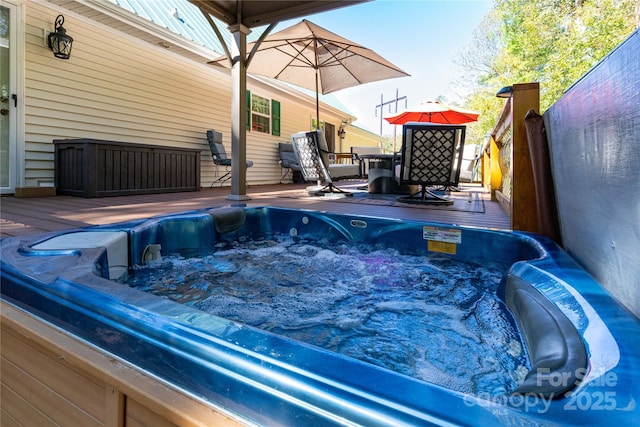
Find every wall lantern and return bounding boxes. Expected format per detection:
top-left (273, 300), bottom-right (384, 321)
top-left (495, 85), bottom-right (513, 98)
top-left (338, 127), bottom-right (346, 139)
top-left (48, 15), bottom-right (73, 59)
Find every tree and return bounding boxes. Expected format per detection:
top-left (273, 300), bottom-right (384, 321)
top-left (458, 0), bottom-right (639, 129)
top-left (453, 11), bottom-right (506, 145)
top-left (496, 0), bottom-right (638, 110)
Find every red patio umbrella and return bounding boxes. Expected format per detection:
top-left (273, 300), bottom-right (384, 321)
top-left (384, 101), bottom-right (479, 125)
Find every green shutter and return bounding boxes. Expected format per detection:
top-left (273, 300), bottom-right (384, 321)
top-left (246, 90), bottom-right (251, 131)
top-left (271, 99), bottom-right (281, 136)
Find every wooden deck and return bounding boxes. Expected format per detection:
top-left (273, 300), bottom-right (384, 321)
top-left (0, 182), bottom-right (510, 239)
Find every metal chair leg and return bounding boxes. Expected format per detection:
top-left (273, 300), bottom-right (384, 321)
top-left (280, 168), bottom-right (291, 183)
top-left (210, 166), bottom-right (231, 188)
top-left (397, 185), bottom-right (453, 205)
top-left (308, 181), bottom-right (353, 197)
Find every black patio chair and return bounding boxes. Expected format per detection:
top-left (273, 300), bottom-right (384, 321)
top-left (396, 123), bottom-right (466, 205)
top-left (207, 129), bottom-right (253, 188)
top-left (278, 142), bottom-right (303, 183)
top-left (290, 130), bottom-right (357, 196)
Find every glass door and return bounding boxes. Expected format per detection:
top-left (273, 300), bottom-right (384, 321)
top-left (0, 3), bottom-right (16, 193)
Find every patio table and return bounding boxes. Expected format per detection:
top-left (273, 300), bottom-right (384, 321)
top-left (359, 154), bottom-right (396, 194)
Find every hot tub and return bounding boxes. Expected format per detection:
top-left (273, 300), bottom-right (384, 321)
top-left (1, 206), bottom-right (638, 426)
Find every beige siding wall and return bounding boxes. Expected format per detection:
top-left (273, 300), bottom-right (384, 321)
top-left (341, 125), bottom-right (383, 152)
top-left (23, 2), bottom-right (349, 188)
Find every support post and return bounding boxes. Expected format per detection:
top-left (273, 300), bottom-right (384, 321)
top-left (227, 24), bottom-right (251, 201)
top-left (510, 82), bottom-right (540, 233)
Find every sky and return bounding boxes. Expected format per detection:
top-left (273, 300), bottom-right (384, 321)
top-left (272, 0), bottom-right (494, 136)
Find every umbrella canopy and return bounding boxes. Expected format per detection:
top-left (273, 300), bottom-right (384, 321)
top-left (211, 19), bottom-right (409, 125)
top-left (384, 101), bottom-right (479, 125)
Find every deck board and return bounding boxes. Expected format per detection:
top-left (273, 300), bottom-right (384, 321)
top-left (0, 182), bottom-right (510, 238)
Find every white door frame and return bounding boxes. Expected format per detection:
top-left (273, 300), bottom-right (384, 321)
top-left (1, 0), bottom-right (25, 194)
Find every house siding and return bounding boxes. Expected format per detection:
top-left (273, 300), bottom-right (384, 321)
top-left (342, 125), bottom-right (383, 152)
top-left (21, 1), bottom-right (357, 189)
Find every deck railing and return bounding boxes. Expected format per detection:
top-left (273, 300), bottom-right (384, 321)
top-left (482, 82), bottom-right (540, 233)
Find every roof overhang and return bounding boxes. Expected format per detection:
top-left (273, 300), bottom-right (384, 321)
top-left (187, 0), bottom-right (368, 28)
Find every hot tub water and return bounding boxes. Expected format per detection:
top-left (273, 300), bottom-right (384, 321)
top-left (121, 235), bottom-right (529, 396)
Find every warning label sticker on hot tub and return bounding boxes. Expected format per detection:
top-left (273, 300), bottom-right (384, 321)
top-left (423, 226), bottom-right (461, 254)
top-left (427, 240), bottom-right (457, 254)
top-left (423, 226), bottom-right (462, 243)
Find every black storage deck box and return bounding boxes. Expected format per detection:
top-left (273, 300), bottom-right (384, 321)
top-left (54, 139), bottom-right (200, 197)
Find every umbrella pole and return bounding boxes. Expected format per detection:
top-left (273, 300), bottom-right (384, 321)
top-left (315, 68), bottom-right (320, 130)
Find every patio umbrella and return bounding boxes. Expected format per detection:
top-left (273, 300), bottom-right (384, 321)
top-left (210, 19), bottom-right (409, 126)
top-left (384, 101), bottom-right (479, 125)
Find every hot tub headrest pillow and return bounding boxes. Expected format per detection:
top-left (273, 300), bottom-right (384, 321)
top-left (209, 207), bottom-right (246, 234)
top-left (505, 274), bottom-right (587, 398)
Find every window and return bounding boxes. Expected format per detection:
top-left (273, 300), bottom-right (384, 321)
top-left (246, 91), bottom-right (281, 136)
top-left (251, 94), bottom-right (270, 133)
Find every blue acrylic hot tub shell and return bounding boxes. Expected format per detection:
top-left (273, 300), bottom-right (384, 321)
top-left (1, 206), bottom-right (639, 426)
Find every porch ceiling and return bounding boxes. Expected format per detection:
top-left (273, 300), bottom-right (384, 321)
top-left (187, 0), bottom-right (368, 28)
